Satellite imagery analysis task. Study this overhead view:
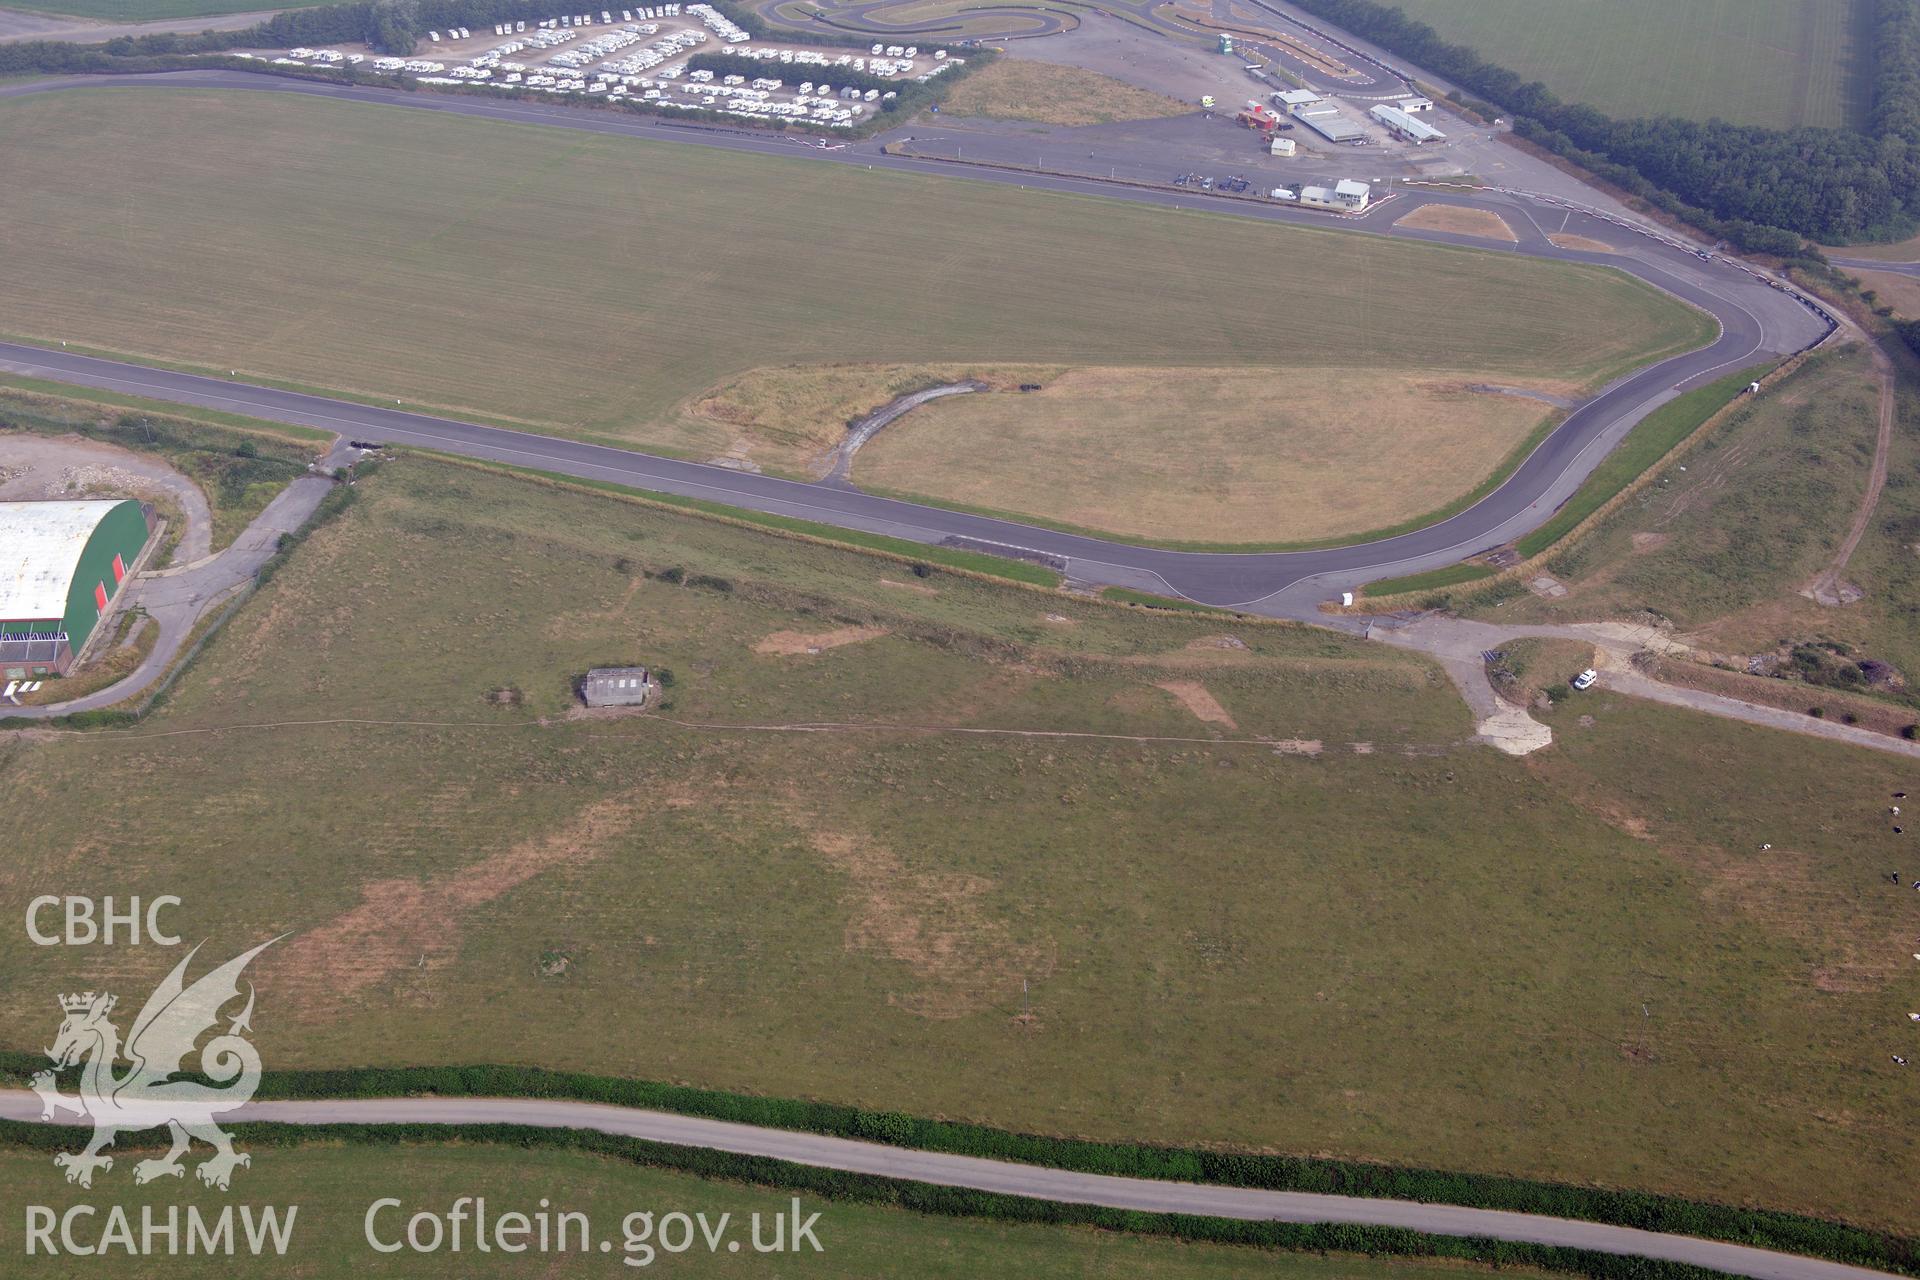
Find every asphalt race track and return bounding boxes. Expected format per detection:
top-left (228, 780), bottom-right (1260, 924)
top-left (0, 71), bottom-right (1834, 619)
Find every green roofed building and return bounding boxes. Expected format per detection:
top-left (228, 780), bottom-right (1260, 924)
top-left (0, 499), bottom-right (153, 677)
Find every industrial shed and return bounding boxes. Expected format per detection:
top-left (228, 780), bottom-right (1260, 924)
top-left (1370, 103), bottom-right (1445, 143)
top-left (1294, 108), bottom-right (1365, 144)
top-left (0, 499), bottom-right (153, 676)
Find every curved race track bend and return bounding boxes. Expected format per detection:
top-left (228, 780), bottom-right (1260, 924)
top-left (0, 1090), bottom-right (1899, 1280)
top-left (0, 73), bottom-right (1831, 622)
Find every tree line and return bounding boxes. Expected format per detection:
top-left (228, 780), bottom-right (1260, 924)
top-left (1284, 0), bottom-right (1920, 248)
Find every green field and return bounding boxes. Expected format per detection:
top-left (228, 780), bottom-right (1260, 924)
top-left (2, 454), bottom-right (1917, 1231)
top-left (3, 1137), bottom-right (1535, 1277)
top-left (1384, 0), bottom-right (1870, 130)
top-left (0, 0), bottom-right (279, 19)
top-left (0, 88), bottom-right (1708, 490)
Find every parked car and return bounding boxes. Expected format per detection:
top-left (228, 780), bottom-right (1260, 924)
top-left (1571, 668), bottom-right (1598, 691)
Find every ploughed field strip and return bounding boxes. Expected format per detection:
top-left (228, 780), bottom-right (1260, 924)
top-left (1356, 0), bottom-right (1868, 131)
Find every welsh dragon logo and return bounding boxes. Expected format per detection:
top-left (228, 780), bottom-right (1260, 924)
top-left (30, 939), bottom-right (276, 1190)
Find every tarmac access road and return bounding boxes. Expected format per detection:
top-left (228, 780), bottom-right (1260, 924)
top-left (0, 71), bottom-right (1830, 622)
top-left (0, 1089), bottom-right (1901, 1280)
top-left (1831, 257), bottom-right (1920, 278)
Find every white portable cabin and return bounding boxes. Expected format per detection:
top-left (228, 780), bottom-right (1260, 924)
top-left (428, 30), bottom-right (441, 41)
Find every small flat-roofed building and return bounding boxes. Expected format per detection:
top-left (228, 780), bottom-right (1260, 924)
top-left (1396, 95), bottom-right (1434, 112)
top-left (1274, 88), bottom-right (1323, 111)
top-left (583, 666), bottom-right (651, 707)
top-left (1299, 179), bottom-right (1371, 212)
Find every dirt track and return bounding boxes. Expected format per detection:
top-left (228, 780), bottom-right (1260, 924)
top-left (1804, 334), bottom-right (1894, 605)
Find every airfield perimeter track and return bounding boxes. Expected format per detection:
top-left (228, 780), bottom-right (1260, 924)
top-left (0, 71), bottom-right (1827, 625)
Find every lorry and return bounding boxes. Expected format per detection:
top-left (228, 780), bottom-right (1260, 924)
top-left (1236, 102), bottom-right (1281, 133)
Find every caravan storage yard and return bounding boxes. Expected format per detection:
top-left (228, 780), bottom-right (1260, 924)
top-left (256, 7), bottom-right (963, 128)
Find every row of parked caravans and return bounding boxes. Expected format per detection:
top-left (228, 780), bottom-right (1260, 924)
top-left (686, 3), bottom-right (750, 42)
top-left (469, 5), bottom-right (686, 39)
top-left (723, 45), bottom-right (920, 75)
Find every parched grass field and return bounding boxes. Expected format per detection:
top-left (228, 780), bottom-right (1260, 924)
top-left (0, 1139), bottom-right (1560, 1278)
top-left (2, 456), bottom-right (1918, 1230)
top-left (1382, 0), bottom-right (1870, 130)
top-left (938, 57), bottom-right (1190, 125)
top-left (1852, 267), bottom-right (1920, 320)
top-left (0, 89), bottom-right (1708, 487)
top-left (1393, 205), bottom-right (1517, 243)
top-left (852, 366), bottom-right (1562, 542)
top-left (681, 360), bottom-right (1066, 474)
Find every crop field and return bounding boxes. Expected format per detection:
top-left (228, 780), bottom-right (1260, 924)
top-left (1, 457), bottom-right (1917, 1230)
top-left (0, 89), bottom-right (1707, 487)
top-left (1382, 0), bottom-right (1870, 130)
top-left (2, 1138), bottom-right (1544, 1278)
top-left (853, 366), bottom-right (1562, 543)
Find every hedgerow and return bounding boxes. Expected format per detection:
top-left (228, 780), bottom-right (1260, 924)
top-left (1, 1056), bottom-right (1908, 1273)
top-left (0, 1119), bottom-right (1855, 1280)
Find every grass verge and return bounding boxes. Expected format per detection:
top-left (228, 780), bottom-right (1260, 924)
top-left (1514, 368), bottom-right (1773, 558)
top-left (1362, 563), bottom-right (1497, 597)
top-left (413, 449), bottom-right (1063, 587)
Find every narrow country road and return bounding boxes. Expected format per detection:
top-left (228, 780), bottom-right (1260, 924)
top-left (0, 1091), bottom-right (1901, 1280)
